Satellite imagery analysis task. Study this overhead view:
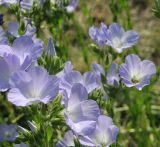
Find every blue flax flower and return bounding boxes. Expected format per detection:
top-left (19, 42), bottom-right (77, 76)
top-left (66, 0), bottom-right (79, 13)
top-left (0, 124), bottom-right (17, 142)
top-left (89, 22), bottom-right (108, 47)
top-left (107, 23), bottom-right (139, 53)
top-left (89, 23), bottom-right (139, 53)
top-left (60, 70), bottom-right (100, 96)
top-left (0, 36), bottom-right (43, 69)
top-left (64, 83), bottom-right (100, 136)
top-left (7, 66), bottom-right (59, 106)
top-left (92, 63), bottom-right (119, 87)
top-left (56, 131), bottom-right (75, 147)
top-left (79, 115), bottom-right (119, 147)
top-left (120, 54), bottom-right (156, 90)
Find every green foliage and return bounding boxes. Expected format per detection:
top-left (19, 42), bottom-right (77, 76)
top-left (153, 0), bottom-right (160, 19)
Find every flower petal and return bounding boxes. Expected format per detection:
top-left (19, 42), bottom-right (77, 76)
top-left (122, 30), bottom-right (139, 48)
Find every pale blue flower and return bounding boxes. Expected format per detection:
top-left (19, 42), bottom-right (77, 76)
top-left (80, 115), bottom-right (119, 147)
top-left (0, 36), bottom-right (43, 68)
top-left (89, 22), bottom-right (139, 53)
top-left (92, 63), bottom-right (119, 87)
top-left (120, 54), bottom-right (156, 90)
top-left (66, 0), bottom-right (79, 13)
top-left (60, 71), bottom-right (100, 96)
top-left (8, 66), bottom-right (59, 106)
top-left (64, 83), bottom-right (100, 136)
top-left (89, 22), bottom-right (108, 47)
top-left (107, 23), bottom-right (139, 53)
top-left (0, 124), bottom-right (17, 142)
top-left (56, 131), bottom-right (75, 147)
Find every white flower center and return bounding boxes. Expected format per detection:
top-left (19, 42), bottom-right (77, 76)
top-left (112, 37), bottom-right (122, 49)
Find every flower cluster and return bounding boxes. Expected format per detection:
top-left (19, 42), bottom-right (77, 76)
top-left (89, 23), bottom-right (139, 53)
top-left (0, 1), bottom-right (157, 147)
top-left (0, 0), bottom-right (79, 12)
